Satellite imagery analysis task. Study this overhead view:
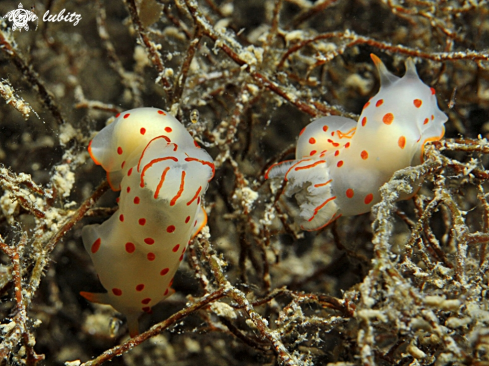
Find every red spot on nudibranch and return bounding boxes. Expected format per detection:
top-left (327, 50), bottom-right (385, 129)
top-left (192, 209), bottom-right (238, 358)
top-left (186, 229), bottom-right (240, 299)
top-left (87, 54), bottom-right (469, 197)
top-left (382, 113), bottom-right (394, 125)
top-left (334, 150), bottom-right (339, 156)
top-left (364, 193), bottom-right (373, 205)
top-left (139, 218), bottom-right (146, 226)
top-left (158, 110), bottom-right (166, 115)
top-left (160, 268), bottom-right (169, 276)
top-left (346, 189), bottom-right (354, 198)
top-left (180, 253), bottom-right (184, 261)
top-left (164, 289), bottom-right (169, 296)
top-left (376, 99), bottom-right (384, 107)
top-left (112, 288), bottom-right (122, 296)
top-left (337, 161), bottom-right (344, 168)
top-left (309, 150), bottom-right (317, 156)
top-left (413, 99), bottom-right (422, 108)
top-left (119, 214), bottom-right (124, 222)
top-left (121, 161), bottom-right (125, 169)
top-left (117, 146), bottom-right (123, 155)
top-left (115, 113), bottom-right (121, 118)
top-left (398, 136), bottom-right (406, 149)
top-left (172, 244), bottom-right (180, 252)
top-left (124, 113), bottom-right (130, 119)
top-left (140, 127), bottom-right (146, 135)
top-left (364, 101), bottom-right (370, 109)
top-left (361, 150), bottom-right (368, 160)
top-left (136, 284), bottom-right (144, 292)
top-left (91, 238), bottom-right (101, 253)
top-left (299, 127), bottom-right (306, 136)
top-left (134, 196), bottom-right (140, 204)
top-left (125, 242), bottom-right (135, 253)
top-left (185, 216), bottom-right (190, 223)
top-left (345, 142), bottom-right (350, 148)
top-left (197, 197), bottom-right (200, 205)
top-left (147, 253), bottom-right (155, 261)
top-left (194, 220), bottom-right (198, 227)
top-left (322, 125), bottom-right (328, 132)
top-left (127, 186), bottom-right (131, 193)
top-left (361, 117), bottom-right (367, 127)
top-left (144, 238), bottom-right (154, 245)
top-left (430, 87), bottom-right (436, 95)
top-left (309, 137), bottom-right (316, 144)
top-left (194, 140), bottom-right (201, 148)
top-left (165, 127), bottom-right (172, 133)
top-left (423, 118), bottom-right (429, 125)
top-left (128, 168), bottom-right (133, 176)
top-left (141, 298), bottom-right (151, 304)
top-left (431, 115), bottom-right (434, 120)
top-left (167, 225), bottom-right (176, 233)
top-left (142, 307), bottom-right (151, 313)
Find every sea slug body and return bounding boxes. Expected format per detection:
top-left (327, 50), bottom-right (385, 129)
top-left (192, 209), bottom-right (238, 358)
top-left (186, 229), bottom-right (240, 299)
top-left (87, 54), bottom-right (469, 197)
top-left (266, 55), bottom-right (447, 231)
top-left (81, 107), bottom-right (214, 337)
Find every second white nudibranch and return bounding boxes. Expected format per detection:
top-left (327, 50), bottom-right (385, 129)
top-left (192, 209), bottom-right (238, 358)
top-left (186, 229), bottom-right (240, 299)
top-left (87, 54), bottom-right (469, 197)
top-left (81, 107), bottom-right (214, 337)
top-left (266, 55), bottom-right (447, 231)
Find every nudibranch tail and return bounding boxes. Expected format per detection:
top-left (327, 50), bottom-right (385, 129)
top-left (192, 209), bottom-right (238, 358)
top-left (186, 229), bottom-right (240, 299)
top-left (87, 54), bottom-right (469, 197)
top-left (82, 107), bottom-right (214, 337)
top-left (266, 55), bottom-right (448, 231)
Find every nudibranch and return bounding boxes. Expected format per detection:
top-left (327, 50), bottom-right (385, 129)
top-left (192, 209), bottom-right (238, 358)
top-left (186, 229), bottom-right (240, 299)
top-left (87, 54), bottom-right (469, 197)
top-left (266, 55), bottom-right (447, 231)
top-left (81, 107), bottom-right (214, 337)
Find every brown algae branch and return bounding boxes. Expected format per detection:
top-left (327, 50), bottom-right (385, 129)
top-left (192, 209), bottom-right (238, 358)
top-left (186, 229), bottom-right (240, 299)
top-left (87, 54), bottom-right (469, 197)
top-left (0, 28), bottom-right (65, 125)
top-left (277, 30), bottom-right (489, 69)
top-left (79, 288), bottom-right (228, 366)
top-left (183, 0), bottom-right (343, 118)
top-left (26, 181), bottom-right (110, 304)
top-left (125, 0), bottom-right (173, 98)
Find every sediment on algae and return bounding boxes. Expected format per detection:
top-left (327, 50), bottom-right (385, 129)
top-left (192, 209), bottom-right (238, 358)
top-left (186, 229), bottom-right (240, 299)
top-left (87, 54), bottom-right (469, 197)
top-left (0, 0), bottom-right (488, 365)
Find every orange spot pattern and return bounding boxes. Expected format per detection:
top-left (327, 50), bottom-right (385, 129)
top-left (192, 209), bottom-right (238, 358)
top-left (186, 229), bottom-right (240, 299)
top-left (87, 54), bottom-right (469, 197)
top-left (361, 150), bottom-right (368, 160)
top-left (382, 113), bottom-right (394, 125)
top-left (91, 238), bottom-right (101, 254)
top-left (125, 242), bottom-right (135, 253)
top-left (346, 189), bottom-right (354, 198)
top-left (398, 136), bottom-right (406, 149)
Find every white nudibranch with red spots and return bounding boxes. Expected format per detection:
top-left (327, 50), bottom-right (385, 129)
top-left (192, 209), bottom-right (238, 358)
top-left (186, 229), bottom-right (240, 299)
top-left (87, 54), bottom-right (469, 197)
top-left (81, 107), bottom-right (214, 337)
top-left (266, 55), bottom-right (447, 231)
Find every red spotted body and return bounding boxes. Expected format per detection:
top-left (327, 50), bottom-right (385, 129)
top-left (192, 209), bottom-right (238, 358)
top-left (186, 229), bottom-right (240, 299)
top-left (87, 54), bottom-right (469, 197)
top-left (82, 108), bottom-right (214, 337)
top-left (266, 55), bottom-right (447, 231)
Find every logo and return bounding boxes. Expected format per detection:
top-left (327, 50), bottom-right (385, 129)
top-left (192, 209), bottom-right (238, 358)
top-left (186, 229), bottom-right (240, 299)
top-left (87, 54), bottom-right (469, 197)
top-left (2, 3), bottom-right (38, 31)
top-left (2, 3), bottom-right (82, 31)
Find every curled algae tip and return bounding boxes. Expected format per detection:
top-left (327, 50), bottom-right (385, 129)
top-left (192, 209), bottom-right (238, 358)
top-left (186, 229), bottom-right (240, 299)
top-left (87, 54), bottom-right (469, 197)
top-left (190, 109), bottom-right (200, 124)
top-left (266, 55), bottom-right (448, 231)
top-left (81, 107), bottom-right (215, 337)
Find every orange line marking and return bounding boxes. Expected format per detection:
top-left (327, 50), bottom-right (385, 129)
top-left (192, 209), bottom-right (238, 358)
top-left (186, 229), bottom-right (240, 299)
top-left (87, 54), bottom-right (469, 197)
top-left (294, 160), bottom-right (326, 171)
top-left (184, 157), bottom-right (215, 180)
top-left (154, 167), bottom-right (171, 199)
top-left (137, 135), bottom-right (171, 172)
top-left (308, 196), bottom-right (336, 222)
top-left (170, 171), bottom-right (186, 206)
top-left (336, 127), bottom-right (356, 139)
top-left (314, 179), bottom-right (332, 188)
top-left (187, 186), bottom-right (202, 206)
top-left (141, 156), bottom-right (178, 188)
